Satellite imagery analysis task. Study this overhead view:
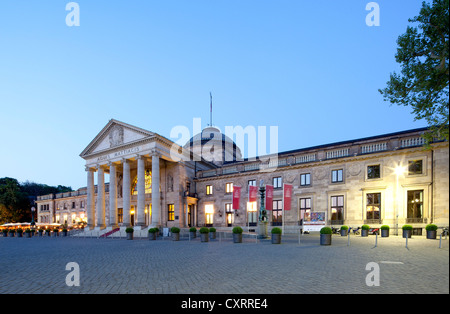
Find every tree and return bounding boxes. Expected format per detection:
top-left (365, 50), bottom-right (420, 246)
top-left (0, 177), bottom-right (29, 223)
top-left (379, 0), bottom-right (449, 144)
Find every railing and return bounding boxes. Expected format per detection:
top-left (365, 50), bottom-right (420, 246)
top-left (326, 148), bottom-right (349, 159)
top-left (401, 137), bottom-right (425, 148)
top-left (295, 154), bottom-right (316, 164)
top-left (361, 142), bottom-right (387, 154)
top-left (222, 166), bottom-right (238, 175)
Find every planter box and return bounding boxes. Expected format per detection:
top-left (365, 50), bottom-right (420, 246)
top-left (361, 230), bottom-right (369, 237)
top-left (126, 233), bottom-right (133, 240)
top-left (426, 230), bottom-right (437, 239)
top-left (190, 231), bottom-right (196, 239)
top-left (402, 230), bottom-right (412, 238)
top-left (172, 233), bottom-right (180, 241)
top-left (233, 233), bottom-right (242, 243)
top-left (148, 232), bottom-right (156, 240)
top-left (17, 233), bottom-right (23, 238)
top-left (25, 232), bottom-right (31, 238)
top-left (381, 229), bottom-right (389, 237)
top-left (272, 233), bottom-right (281, 244)
top-left (340, 229), bottom-right (348, 236)
top-left (200, 233), bottom-right (209, 242)
top-left (320, 234), bottom-right (332, 245)
top-left (210, 232), bottom-right (216, 240)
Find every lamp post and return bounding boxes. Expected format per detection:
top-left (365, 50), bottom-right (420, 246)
top-left (31, 207), bottom-right (36, 227)
top-left (257, 180), bottom-right (269, 239)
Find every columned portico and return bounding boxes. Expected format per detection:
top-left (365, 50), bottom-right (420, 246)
top-left (122, 159), bottom-right (131, 227)
top-left (136, 155), bottom-right (146, 227)
top-left (109, 162), bottom-right (118, 228)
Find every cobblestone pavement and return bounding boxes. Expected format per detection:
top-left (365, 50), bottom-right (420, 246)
top-left (0, 233), bottom-right (448, 294)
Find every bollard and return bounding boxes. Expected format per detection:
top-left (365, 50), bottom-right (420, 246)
top-left (405, 234), bottom-right (408, 249)
top-left (439, 234), bottom-right (442, 249)
top-left (298, 229), bottom-right (301, 245)
top-left (347, 232), bottom-right (350, 246)
top-left (374, 233), bottom-right (378, 248)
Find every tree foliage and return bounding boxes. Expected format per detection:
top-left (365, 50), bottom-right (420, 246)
top-left (379, 0), bottom-right (449, 143)
top-left (0, 177), bottom-right (72, 224)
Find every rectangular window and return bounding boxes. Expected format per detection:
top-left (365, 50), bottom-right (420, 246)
top-left (225, 203), bottom-right (234, 226)
top-left (272, 200), bottom-right (283, 226)
top-left (300, 173), bottom-right (311, 186)
top-left (117, 208), bottom-right (123, 224)
top-left (205, 204), bottom-right (214, 226)
top-left (168, 204), bottom-right (175, 221)
top-left (248, 180), bottom-right (256, 187)
top-left (225, 182), bottom-right (233, 194)
top-left (330, 195), bottom-right (344, 223)
top-left (72, 202), bottom-right (76, 209)
top-left (407, 190), bottom-right (423, 223)
top-left (408, 160), bottom-right (423, 175)
top-left (206, 185), bottom-right (213, 195)
top-left (247, 201), bottom-right (257, 226)
top-left (366, 193), bottom-right (381, 221)
top-left (367, 165), bottom-right (381, 179)
top-left (273, 177), bottom-right (282, 189)
top-left (331, 169), bottom-right (343, 183)
top-left (300, 198), bottom-right (312, 211)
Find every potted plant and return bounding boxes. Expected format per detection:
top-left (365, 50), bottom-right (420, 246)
top-left (62, 228), bottom-right (68, 237)
top-left (2, 229), bottom-right (7, 237)
top-left (425, 224), bottom-right (438, 239)
top-left (171, 227), bottom-right (180, 241)
top-left (148, 228), bottom-right (158, 240)
top-left (17, 228), bottom-right (23, 238)
top-left (402, 225), bottom-right (413, 238)
top-left (209, 227), bottom-right (216, 240)
top-left (380, 225), bottom-right (390, 237)
top-left (46, 229), bottom-right (52, 236)
top-left (25, 228), bottom-right (32, 238)
top-left (361, 225), bottom-right (370, 237)
top-left (8, 229), bottom-right (15, 237)
top-left (271, 227), bottom-right (282, 244)
top-left (340, 225), bottom-right (349, 236)
top-left (199, 227), bottom-right (209, 242)
top-left (320, 227), bottom-right (332, 245)
top-left (125, 227), bottom-right (134, 240)
top-left (189, 227), bottom-right (197, 239)
top-left (38, 228), bottom-right (44, 237)
top-left (232, 226), bottom-right (243, 243)
top-left (53, 228), bottom-right (59, 237)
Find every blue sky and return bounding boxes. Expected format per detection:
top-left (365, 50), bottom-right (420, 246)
top-left (0, 0), bottom-right (427, 190)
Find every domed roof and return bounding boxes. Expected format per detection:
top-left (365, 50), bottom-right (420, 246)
top-left (184, 126), bottom-right (242, 166)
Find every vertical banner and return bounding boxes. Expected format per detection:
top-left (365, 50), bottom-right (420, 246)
top-left (265, 184), bottom-right (273, 210)
top-left (232, 186), bottom-right (241, 210)
top-left (248, 185), bottom-right (258, 203)
top-left (283, 184), bottom-right (293, 211)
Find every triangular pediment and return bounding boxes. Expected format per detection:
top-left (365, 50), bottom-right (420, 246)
top-left (80, 119), bottom-right (155, 158)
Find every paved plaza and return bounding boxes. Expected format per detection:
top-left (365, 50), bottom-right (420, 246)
top-left (0, 232), bottom-right (448, 294)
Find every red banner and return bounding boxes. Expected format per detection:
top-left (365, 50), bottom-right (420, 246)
top-left (248, 185), bottom-right (258, 203)
top-left (283, 184), bottom-right (293, 211)
top-left (233, 186), bottom-right (241, 210)
top-left (265, 185), bottom-right (273, 210)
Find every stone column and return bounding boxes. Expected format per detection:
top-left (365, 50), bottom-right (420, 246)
top-left (86, 167), bottom-right (95, 229)
top-left (136, 155), bottom-right (146, 227)
top-left (96, 165), bottom-right (106, 229)
top-left (151, 153), bottom-right (160, 227)
top-left (122, 159), bottom-right (131, 227)
top-left (109, 162), bottom-right (118, 228)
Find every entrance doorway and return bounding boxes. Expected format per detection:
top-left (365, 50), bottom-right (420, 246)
top-left (187, 205), bottom-right (193, 227)
top-left (130, 206), bottom-right (135, 226)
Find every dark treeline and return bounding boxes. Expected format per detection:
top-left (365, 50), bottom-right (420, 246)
top-left (0, 177), bottom-right (71, 224)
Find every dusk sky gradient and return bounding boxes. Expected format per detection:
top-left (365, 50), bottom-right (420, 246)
top-left (0, 0), bottom-right (428, 190)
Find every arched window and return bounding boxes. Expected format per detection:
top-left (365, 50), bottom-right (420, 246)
top-left (132, 170), bottom-right (152, 195)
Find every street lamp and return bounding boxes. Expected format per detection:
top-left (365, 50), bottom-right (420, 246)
top-left (257, 180), bottom-right (269, 239)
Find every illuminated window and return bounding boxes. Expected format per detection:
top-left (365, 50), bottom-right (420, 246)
top-left (366, 193), bottom-right (381, 221)
top-left (132, 170), bottom-right (152, 195)
top-left (225, 182), bottom-right (233, 194)
top-left (206, 185), bottom-right (213, 195)
top-left (272, 200), bottom-right (282, 226)
top-left (205, 204), bottom-right (214, 226)
top-left (168, 204), bottom-right (174, 221)
top-left (408, 160), bottom-right (423, 175)
top-left (247, 201), bottom-right (257, 226)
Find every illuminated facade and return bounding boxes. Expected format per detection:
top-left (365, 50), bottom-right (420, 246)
top-left (36, 119), bottom-right (449, 235)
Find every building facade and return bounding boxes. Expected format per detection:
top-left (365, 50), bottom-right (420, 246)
top-left (36, 119), bottom-right (449, 234)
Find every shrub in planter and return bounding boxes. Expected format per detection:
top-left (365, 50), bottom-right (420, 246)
top-left (25, 228), bottom-right (32, 238)
top-left (2, 229), bottom-right (7, 237)
top-left (38, 229), bottom-right (44, 236)
top-left (380, 225), bottom-right (390, 237)
top-left (200, 227), bottom-right (209, 242)
top-left (232, 226), bottom-right (243, 243)
top-left (320, 227), bottom-right (332, 245)
top-left (209, 227), bottom-right (216, 239)
top-left (9, 229), bottom-right (15, 237)
top-left (171, 227), bottom-right (180, 241)
top-left (125, 227), bottom-right (134, 240)
top-left (402, 225), bottom-right (413, 238)
top-left (340, 225), bottom-right (349, 236)
top-left (361, 225), bottom-right (370, 237)
top-left (53, 228), bottom-right (59, 237)
top-left (148, 228), bottom-right (158, 240)
top-left (425, 224), bottom-right (438, 239)
top-left (62, 228), bottom-right (68, 237)
top-left (189, 227), bottom-right (197, 238)
top-left (271, 227), bottom-right (282, 244)
top-left (17, 228), bottom-right (23, 237)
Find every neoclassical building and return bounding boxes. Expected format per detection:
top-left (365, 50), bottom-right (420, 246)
top-left (36, 119), bottom-right (449, 235)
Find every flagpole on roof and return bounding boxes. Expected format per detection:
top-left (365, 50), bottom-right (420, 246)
top-left (210, 92), bottom-right (213, 127)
